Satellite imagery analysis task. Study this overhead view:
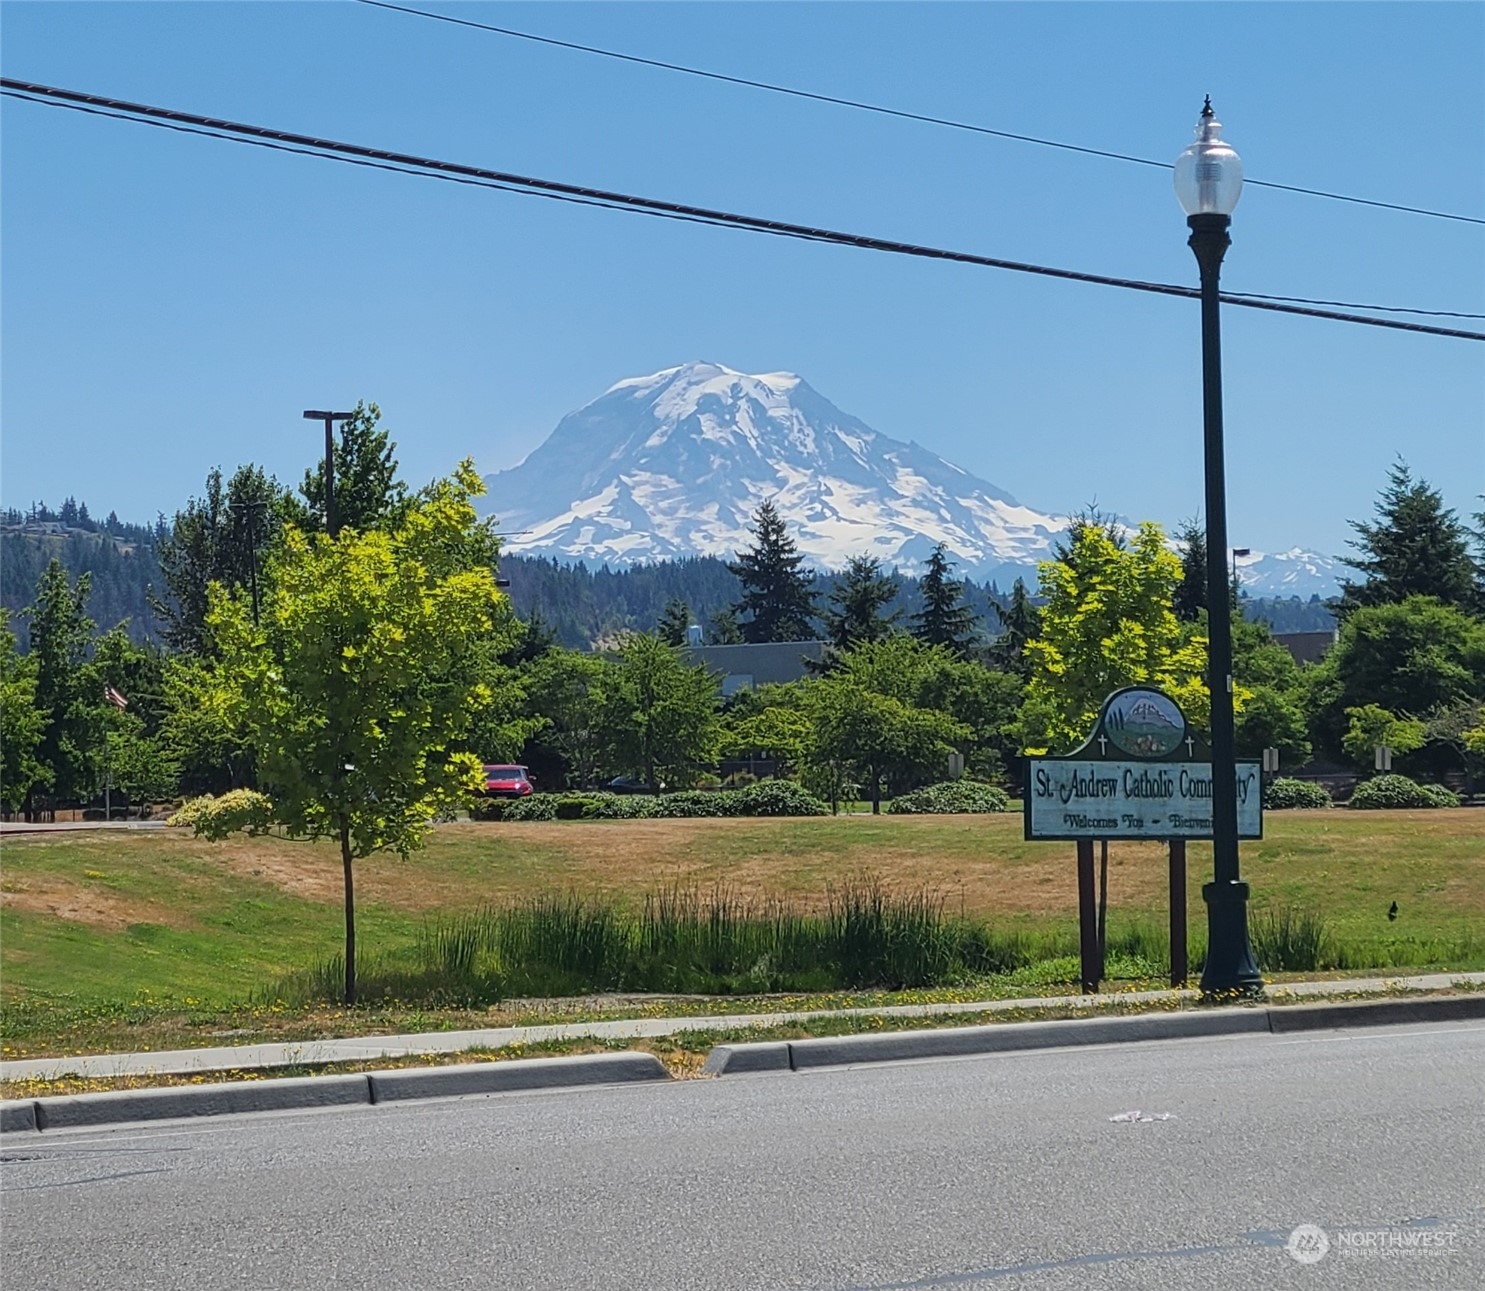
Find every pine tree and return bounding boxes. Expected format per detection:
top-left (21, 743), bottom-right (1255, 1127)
top-left (294, 402), bottom-right (409, 535)
top-left (153, 465), bottom-right (287, 653)
top-left (1173, 517), bottom-right (1208, 622)
top-left (1335, 460), bottom-right (1483, 618)
top-left (821, 555), bottom-right (900, 653)
top-left (989, 577), bottom-right (1040, 677)
top-left (727, 501), bottom-right (818, 643)
top-left (656, 599), bottom-right (693, 646)
top-left (911, 544), bottom-right (977, 657)
top-left (28, 560), bottom-right (98, 804)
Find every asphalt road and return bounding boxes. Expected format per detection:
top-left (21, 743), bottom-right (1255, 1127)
top-left (3, 1023), bottom-right (1481, 1290)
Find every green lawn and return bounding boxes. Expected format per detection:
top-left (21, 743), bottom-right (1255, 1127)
top-left (2, 810), bottom-right (1480, 1056)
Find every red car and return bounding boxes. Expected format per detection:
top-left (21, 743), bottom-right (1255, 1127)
top-left (482, 764), bottom-right (534, 798)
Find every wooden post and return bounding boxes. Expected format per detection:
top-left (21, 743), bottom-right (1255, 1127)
top-left (1077, 838), bottom-right (1098, 993)
top-left (1169, 839), bottom-right (1188, 987)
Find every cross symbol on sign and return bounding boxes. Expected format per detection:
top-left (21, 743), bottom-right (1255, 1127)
top-left (1097, 736), bottom-right (1108, 755)
top-left (1185, 737), bottom-right (1196, 756)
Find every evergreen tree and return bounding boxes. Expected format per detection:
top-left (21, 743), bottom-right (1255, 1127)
top-left (154, 464), bottom-right (287, 653)
top-left (989, 577), bottom-right (1040, 678)
top-left (820, 555), bottom-right (899, 653)
top-left (656, 599), bottom-right (693, 646)
top-left (1173, 518), bottom-right (1208, 623)
top-left (727, 501), bottom-right (818, 643)
top-left (1335, 460), bottom-right (1483, 619)
top-left (911, 544), bottom-right (977, 657)
top-left (27, 560), bottom-right (99, 804)
top-left (293, 402), bottom-right (408, 535)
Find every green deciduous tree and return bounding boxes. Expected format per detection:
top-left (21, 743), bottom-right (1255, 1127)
top-left (1335, 460), bottom-right (1483, 619)
top-left (808, 678), bottom-right (966, 814)
top-left (196, 461), bottom-right (507, 1003)
top-left (1021, 521), bottom-right (1213, 753)
top-left (911, 544), bottom-right (977, 657)
top-left (1341, 705), bottom-right (1427, 768)
top-left (1305, 596), bottom-right (1485, 761)
top-left (727, 501), bottom-right (818, 643)
top-left (1424, 699), bottom-right (1485, 797)
top-left (603, 633), bottom-right (721, 789)
top-left (0, 611), bottom-right (50, 814)
top-left (523, 648), bottom-right (614, 788)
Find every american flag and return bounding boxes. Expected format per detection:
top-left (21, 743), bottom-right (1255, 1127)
top-left (104, 685), bottom-right (128, 711)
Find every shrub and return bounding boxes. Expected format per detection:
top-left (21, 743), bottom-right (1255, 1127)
top-left (502, 794), bottom-right (559, 822)
top-left (167, 789), bottom-right (275, 836)
top-left (468, 798), bottom-right (508, 822)
top-left (888, 781), bottom-right (1012, 815)
top-left (652, 790), bottom-right (735, 818)
top-left (1349, 774), bottom-right (1459, 810)
top-left (1263, 778), bottom-right (1333, 810)
top-left (554, 795), bottom-right (605, 820)
top-left (731, 780), bottom-right (829, 817)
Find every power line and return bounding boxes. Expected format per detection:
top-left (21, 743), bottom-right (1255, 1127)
top-left (3, 78), bottom-right (1481, 343)
top-left (356, 0), bottom-right (1485, 229)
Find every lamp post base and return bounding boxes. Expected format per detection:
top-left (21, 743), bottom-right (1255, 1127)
top-left (1199, 879), bottom-right (1264, 998)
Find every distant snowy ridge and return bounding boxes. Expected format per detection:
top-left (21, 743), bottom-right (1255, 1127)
top-left (482, 361), bottom-right (1341, 597)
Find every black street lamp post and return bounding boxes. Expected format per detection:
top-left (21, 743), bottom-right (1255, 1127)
top-left (302, 410), bottom-right (355, 538)
top-left (1175, 98), bottom-right (1263, 995)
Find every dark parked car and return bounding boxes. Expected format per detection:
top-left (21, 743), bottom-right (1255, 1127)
top-left (607, 775), bottom-right (657, 795)
top-left (482, 764), bottom-right (534, 798)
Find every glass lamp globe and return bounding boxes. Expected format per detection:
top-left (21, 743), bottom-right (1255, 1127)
top-left (1174, 98), bottom-right (1244, 216)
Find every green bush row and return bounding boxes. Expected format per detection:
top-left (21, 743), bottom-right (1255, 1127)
top-left (1348, 774), bottom-right (1459, 809)
top-left (887, 781), bottom-right (1012, 814)
top-left (493, 779), bottom-right (830, 822)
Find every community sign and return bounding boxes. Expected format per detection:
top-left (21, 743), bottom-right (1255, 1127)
top-left (1024, 687), bottom-right (1262, 841)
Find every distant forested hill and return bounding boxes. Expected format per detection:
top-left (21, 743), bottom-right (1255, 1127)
top-left (500, 553), bottom-right (1019, 647)
top-left (1, 498), bottom-right (1334, 649)
top-left (1240, 595), bottom-right (1337, 634)
top-left (1, 503), bottom-right (166, 648)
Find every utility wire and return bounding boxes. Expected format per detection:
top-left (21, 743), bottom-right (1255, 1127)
top-left (356, 0), bottom-right (1485, 229)
top-left (3, 79), bottom-right (1481, 343)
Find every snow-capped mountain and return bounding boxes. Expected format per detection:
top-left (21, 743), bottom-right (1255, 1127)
top-left (1234, 548), bottom-right (1342, 599)
top-left (483, 361), bottom-right (1069, 584)
top-left (483, 360), bottom-right (1342, 597)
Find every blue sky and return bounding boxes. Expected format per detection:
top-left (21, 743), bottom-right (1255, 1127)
top-left (3, 2), bottom-right (1481, 560)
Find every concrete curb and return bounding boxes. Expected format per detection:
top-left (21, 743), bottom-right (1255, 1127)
top-left (33, 1073), bottom-right (372, 1131)
top-left (704, 994), bottom-right (1485, 1074)
top-left (1267, 993), bottom-right (1485, 1032)
top-left (0, 1100), bottom-right (39, 1133)
top-left (368, 1052), bottom-right (668, 1102)
top-left (2, 1053), bottom-right (671, 1134)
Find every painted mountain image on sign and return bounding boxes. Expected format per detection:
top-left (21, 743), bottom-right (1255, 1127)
top-left (1104, 690), bottom-right (1185, 758)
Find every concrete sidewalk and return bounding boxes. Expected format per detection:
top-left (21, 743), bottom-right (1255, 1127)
top-left (5, 971), bottom-right (1481, 1084)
